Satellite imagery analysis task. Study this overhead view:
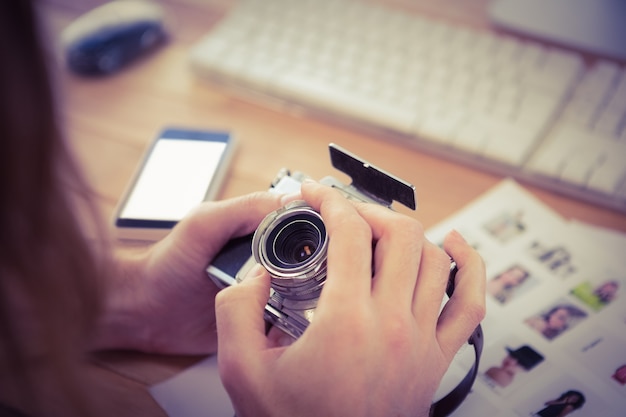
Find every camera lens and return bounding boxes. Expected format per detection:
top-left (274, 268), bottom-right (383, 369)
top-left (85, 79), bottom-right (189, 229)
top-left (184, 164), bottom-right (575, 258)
top-left (252, 201), bottom-right (328, 299)
top-left (270, 216), bottom-right (323, 267)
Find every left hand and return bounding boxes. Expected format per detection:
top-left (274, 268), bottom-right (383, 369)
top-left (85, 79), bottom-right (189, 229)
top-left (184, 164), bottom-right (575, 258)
top-left (91, 191), bottom-right (286, 354)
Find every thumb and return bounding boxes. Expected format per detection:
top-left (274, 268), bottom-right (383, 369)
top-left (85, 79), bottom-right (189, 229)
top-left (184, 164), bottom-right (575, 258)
top-left (169, 192), bottom-right (285, 265)
top-left (216, 264), bottom-right (271, 370)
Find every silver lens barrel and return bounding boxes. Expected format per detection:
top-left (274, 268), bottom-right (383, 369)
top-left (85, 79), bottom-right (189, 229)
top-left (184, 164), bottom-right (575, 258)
top-left (252, 201), bottom-right (328, 300)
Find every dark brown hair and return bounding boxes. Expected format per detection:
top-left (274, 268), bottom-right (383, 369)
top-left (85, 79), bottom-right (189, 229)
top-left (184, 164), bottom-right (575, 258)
top-left (0, 1), bottom-right (105, 415)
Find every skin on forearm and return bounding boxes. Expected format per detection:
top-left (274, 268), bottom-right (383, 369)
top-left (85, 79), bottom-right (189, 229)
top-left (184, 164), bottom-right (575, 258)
top-left (88, 239), bottom-right (222, 355)
top-left (88, 249), bottom-right (151, 352)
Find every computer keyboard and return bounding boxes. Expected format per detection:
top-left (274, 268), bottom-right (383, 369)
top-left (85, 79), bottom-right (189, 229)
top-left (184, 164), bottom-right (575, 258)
top-left (189, 0), bottom-right (626, 213)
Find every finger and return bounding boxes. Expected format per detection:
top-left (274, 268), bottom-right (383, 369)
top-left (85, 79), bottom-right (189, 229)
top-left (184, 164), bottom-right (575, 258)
top-left (215, 264), bottom-right (272, 375)
top-left (412, 240), bottom-right (452, 327)
top-left (300, 181), bottom-right (373, 307)
top-left (436, 230), bottom-right (486, 361)
top-left (354, 203), bottom-right (422, 310)
top-left (267, 325), bottom-right (296, 348)
top-left (173, 191), bottom-right (285, 261)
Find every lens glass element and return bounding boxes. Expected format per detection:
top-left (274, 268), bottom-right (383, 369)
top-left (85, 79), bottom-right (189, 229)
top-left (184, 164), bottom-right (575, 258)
top-left (267, 213), bottom-right (325, 269)
top-left (252, 201), bottom-right (328, 288)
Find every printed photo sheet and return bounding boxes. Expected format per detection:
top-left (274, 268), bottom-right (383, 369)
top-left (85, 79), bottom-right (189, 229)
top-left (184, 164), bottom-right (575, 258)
top-left (427, 179), bottom-right (626, 417)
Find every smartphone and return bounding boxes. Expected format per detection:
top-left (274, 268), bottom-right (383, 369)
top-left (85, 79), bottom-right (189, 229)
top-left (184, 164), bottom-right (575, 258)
top-left (112, 128), bottom-right (235, 240)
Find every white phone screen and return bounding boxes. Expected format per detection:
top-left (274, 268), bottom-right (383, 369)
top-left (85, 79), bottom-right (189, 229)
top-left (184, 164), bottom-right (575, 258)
top-left (119, 138), bottom-right (227, 222)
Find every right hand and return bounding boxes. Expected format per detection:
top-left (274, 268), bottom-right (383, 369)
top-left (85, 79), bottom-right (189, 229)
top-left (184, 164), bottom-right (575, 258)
top-left (215, 181), bottom-right (486, 417)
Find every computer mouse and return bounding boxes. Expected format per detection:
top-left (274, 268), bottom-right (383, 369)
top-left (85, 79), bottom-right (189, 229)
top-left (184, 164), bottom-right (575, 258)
top-left (61, 0), bottom-right (167, 76)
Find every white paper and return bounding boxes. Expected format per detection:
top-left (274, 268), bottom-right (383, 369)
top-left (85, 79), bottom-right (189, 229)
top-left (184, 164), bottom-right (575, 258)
top-left (149, 355), bottom-right (234, 417)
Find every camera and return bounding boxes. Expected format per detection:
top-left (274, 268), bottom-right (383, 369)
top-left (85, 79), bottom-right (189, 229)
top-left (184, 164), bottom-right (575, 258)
top-left (206, 143), bottom-right (416, 339)
top-left (206, 143), bottom-right (484, 415)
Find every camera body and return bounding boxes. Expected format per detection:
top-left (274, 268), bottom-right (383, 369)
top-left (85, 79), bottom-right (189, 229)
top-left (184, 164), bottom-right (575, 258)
top-left (206, 143), bottom-right (416, 339)
top-left (206, 145), bottom-right (484, 415)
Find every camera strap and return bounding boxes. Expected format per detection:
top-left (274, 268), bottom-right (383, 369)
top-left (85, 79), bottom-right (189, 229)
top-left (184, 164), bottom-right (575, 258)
top-left (431, 324), bottom-right (483, 416)
top-left (430, 266), bottom-right (484, 417)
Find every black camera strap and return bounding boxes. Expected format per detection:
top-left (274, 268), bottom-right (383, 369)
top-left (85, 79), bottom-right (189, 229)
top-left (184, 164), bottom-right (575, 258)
top-left (430, 266), bottom-right (484, 417)
top-left (431, 324), bottom-right (483, 416)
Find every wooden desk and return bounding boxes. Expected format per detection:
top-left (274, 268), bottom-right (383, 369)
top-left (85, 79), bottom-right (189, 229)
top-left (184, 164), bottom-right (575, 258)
top-left (41, 0), bottom-right (626, 414)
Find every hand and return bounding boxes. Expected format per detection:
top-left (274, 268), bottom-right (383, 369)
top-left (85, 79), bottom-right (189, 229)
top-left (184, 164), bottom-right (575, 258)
top-left (91, 191), bottom-right (286, 354)
top-left (215, 181), bottom-right (486, 417)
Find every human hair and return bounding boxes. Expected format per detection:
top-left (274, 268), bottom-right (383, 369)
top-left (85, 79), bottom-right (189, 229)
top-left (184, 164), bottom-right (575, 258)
top-left (0, 1), bottom-right (106, 415)
top-left (501, 265), bottom-right (529, 286)
top-left (538, 304), bottom-right (586, 340)
top-left (594, 280), bottom-right (619, 303)
top-left (541, 305), bottom-right (586, 322)
top-left (557, 390), bottom-right (585, 409)
top-left (506, 345), bottom-right (543, 371)
top-left (489, 264), bottom-right (529, 304)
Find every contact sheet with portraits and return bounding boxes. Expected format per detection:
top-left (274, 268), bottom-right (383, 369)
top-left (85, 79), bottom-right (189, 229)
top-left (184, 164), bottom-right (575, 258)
top-left (427, 179), bottom-right (626, 417)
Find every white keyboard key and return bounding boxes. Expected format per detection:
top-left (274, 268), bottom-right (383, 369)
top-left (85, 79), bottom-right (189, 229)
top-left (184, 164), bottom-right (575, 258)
top-left (417, 108), bottom-right (466, 145)
top-left (606, 88), bottom-right (626, 113)
top-left (593, 109), bottom-right (624, 138)
top-left (522, 49), bottom-right (582, 95)
top-left (576, 60), bottom-right (620, 101)
top-left (560, 98), bottom-right (600, 127)
top-left (273, 73), bottom-right (417, 134)
top-left (559, 143), bottom-right (602, 186)
top-left (587, 145), bottom-right (626, 194)
top-left (527, 124), bottom-right (590, 177)
top-left (515, 92), bottom-right (561, 131)
top-left (544, 49), bottom-right (584, 79)
top-left (527, 142), bottom-right (565, 177)
top-left (482, 124), bottom-right (540, 166)
top-left (239, 61), bottom-right (283, 90)
top-left (518, 42), bottom-right (546, 73)
top-left (450, 119), bottom-right (489, 154)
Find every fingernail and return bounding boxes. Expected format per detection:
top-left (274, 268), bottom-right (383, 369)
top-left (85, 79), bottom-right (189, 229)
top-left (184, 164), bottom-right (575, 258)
top-left (278, 334), bottom-right (295, 347)
top-left (450, 229), bottom-right (467, 243)
top-left (245, 263), bottom-right (266, 280)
